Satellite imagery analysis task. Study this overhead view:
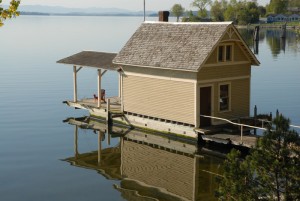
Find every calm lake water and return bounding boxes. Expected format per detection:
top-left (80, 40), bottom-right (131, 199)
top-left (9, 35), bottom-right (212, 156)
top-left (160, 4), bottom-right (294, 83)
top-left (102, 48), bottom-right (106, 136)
top-left (0, 16), bottom-right (299, 201)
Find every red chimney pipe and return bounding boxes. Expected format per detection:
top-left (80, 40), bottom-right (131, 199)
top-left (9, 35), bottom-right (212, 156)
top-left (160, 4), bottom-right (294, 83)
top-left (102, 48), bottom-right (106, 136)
top-left (159, 11), bottom-right (169, 22)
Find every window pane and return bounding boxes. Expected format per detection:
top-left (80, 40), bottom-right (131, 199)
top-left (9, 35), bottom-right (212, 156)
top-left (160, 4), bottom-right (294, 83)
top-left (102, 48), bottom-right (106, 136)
top-left (218, 46), bottom-right (223, 62)
top-left (220, 84), bottom-right (229, 111)
top-left (226, 45), bottom-right (231, 61)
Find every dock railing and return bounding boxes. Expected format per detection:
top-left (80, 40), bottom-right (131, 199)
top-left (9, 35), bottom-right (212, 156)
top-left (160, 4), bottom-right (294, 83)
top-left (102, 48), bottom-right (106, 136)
top-left (200, 115), bottom-right (268, 142)
top-left (256, 118), bottom-right (300, 130)
top-left (200, 115), bottom-right (300, 142)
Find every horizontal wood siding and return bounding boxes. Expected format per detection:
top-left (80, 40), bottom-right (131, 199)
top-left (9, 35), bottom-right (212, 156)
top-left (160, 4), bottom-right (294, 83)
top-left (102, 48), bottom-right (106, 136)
top-left (213, 78), bottom-right (250, 120)
top-left (205, 48), bottom-right (218, 64)
top-left (122, 140), bottom-right (194, 200)
top-left (234, 43), bottom-right (249, 62)
top-left (198, 64), bottom-right (251, 81)
top-left (123, 75), bottom-right (195, 124)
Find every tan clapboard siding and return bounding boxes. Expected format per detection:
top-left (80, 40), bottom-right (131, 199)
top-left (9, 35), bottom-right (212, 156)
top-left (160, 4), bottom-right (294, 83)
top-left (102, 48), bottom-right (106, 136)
top-left (122, 65), bottom-right (197, 80)
top-left (123, 75), bottom-right (195, 124)
top-left (122, 140), bottom-right (194, 200)
top-left (213, 78), bottom-right (250, 119)
top-left (231, 32), bottom-right (239, 40)
top-left (234, 42), bottom-right (249, 62)
top-left (205, 48), bottom-right (218, 64)
top-left (198, 64), bottom-right (251, 81)
top-left (222, 33), bottom-right (230, 40)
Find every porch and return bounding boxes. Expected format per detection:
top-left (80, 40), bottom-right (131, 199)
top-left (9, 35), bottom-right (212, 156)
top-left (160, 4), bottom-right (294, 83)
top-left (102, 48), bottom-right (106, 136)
top-left (57, 51), bottom-right (124, 115)
top-left (66, 97), bottom-right (122, 113)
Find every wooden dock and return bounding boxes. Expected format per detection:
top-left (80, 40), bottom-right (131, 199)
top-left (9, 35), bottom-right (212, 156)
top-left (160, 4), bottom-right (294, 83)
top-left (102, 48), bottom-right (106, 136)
top-left (201, 133), bottom-right (258, 148)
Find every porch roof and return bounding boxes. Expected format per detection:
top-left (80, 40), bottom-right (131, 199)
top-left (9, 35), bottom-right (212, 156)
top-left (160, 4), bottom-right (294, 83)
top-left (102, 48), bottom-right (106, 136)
top-left (57, 51), bottom-right (118, 70)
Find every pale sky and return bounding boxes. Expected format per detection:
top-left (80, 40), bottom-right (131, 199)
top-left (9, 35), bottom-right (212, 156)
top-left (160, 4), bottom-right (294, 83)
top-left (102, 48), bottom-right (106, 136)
top-left (6, 0), bottom-right (269, 11)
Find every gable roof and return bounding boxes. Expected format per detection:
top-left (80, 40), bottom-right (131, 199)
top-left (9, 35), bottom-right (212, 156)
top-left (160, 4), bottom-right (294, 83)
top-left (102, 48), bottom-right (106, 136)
top-left (113, 21), bottom-right (258, 72)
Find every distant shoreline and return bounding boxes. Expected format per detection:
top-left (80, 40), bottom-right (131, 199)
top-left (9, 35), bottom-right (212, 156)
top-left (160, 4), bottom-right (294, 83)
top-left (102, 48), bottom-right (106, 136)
top-left (20, 11), bottom-right (158, 17)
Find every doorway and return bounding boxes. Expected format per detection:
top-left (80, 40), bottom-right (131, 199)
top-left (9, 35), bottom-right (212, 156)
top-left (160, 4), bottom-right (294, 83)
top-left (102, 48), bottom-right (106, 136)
top-left (200, 86), bottom-right (212, 127)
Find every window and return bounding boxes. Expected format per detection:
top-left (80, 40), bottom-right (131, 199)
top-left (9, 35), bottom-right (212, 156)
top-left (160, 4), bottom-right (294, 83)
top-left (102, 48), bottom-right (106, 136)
top-left (226, 45), bottom-right (232, 61)
top-left (218, 44), bottom-right (233, 62)
top-left (218, 46), bottom-right (223, 62)
top-left (219, 84), bottom-right (230, 111)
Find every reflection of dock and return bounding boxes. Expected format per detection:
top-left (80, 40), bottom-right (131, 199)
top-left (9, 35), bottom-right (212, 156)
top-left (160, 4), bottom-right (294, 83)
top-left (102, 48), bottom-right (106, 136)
top-left (63, 117), bottom-right (225, 201)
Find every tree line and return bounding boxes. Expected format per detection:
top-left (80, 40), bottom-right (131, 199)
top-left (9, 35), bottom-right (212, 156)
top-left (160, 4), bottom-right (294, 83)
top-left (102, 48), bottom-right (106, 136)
top-left (172, 0), bottom-right (300, 25)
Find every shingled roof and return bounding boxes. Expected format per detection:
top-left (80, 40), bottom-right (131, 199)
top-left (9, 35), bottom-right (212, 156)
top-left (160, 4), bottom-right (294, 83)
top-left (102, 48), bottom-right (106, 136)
top-left (57, 51), bottom-right (118, 70)
top-left (113, 21), bottom-right (233, 72)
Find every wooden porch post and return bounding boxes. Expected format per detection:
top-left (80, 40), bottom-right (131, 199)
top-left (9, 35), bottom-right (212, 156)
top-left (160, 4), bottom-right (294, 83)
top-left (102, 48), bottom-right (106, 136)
top-left (98, 69), bottom-right (102, 108)
top-left (195, 82), bottom-right (200, 127)
top-left (73, 66), bottom-right (78, 102)
top-left (118, 72), bottom-right (122, 98)
top-left (120, 74), bottom-right (124, 112)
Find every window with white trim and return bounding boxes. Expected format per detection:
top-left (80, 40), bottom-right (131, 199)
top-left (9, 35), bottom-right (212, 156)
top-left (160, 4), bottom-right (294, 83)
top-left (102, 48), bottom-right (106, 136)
top-left (219, 84), bottom-right (230, 111)
top-left (218, 44), bottom-right (233, 62)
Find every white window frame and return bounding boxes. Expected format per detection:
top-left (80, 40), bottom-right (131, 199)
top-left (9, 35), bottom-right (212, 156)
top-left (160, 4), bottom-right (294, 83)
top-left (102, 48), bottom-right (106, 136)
top-left (218, 82), bottom-right (231, 112)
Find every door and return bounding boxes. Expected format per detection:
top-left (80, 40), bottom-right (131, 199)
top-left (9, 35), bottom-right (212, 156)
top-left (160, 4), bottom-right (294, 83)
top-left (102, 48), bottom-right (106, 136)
top-left (200, 87), bottom-right (212, 127)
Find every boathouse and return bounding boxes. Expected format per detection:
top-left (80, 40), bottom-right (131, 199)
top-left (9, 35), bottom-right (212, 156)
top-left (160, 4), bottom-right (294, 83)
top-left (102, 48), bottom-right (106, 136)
top-left (58, 18), bottom-right (260, 137)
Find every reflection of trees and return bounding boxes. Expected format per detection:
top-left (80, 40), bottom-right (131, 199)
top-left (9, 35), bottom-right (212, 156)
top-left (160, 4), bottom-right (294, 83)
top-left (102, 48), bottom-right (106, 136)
top-left (265, 29), bottom-right (299, 57)
top-left (238, 28), bottom-right (266, 55)
top-left (266, 29), bottom-right (282, 57)
top-left (238, 28), bottom-right (254, 48)
top-left (238, 28), bottom-right (300, 58)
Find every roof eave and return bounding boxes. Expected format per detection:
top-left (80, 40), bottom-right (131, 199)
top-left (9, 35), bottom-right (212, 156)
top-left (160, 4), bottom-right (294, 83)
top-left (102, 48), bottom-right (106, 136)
top-left (112, 62), bottom-right (199, 73)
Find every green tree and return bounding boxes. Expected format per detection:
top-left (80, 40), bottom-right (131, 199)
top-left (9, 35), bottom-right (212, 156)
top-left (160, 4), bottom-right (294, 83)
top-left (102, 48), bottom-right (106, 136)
top-left (171, 4), bottom-right (185, 22)
top-left (0, 0), bottom-right (20, 26)
top-left (267, 0), bottom-right (289, 14)
top-left (224, 0), bottom-right (259, 25)
top-left (224, 0), bottom-right (239, 23)
top-left (191, 0), bottom-right (212, 18)
top-left (289, 0), bottom-right (300, 7)
top-left (258, 5), bottom-right (267, 17)
top-left (210, 0), bottom-right (228, 21)
top-left (216, 115), bottom-right (300, 200)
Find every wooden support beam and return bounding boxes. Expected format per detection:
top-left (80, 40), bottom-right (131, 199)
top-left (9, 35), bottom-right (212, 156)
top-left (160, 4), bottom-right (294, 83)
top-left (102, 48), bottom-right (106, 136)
top-left (98, 69), bottom-right (101, 108)
top-left (76, 66), bottom-right (83, 73)
top-left (73, 66), bottom-right (78, 102)
top-left (101, 70), bottom-right (107, 76)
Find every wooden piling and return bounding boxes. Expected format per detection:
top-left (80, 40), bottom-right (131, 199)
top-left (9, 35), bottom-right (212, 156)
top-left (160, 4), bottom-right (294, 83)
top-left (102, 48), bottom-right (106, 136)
top-left (281, 23), bottom-right (287, 38)
top-left (106, 98), bottom-right (111, 125)
top-left (253, 26), bottom-right (260, 41)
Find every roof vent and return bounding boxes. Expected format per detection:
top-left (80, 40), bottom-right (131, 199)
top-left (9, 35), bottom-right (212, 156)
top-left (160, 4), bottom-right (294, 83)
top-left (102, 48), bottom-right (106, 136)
top-left (159, 11), bottom-right (169, 22)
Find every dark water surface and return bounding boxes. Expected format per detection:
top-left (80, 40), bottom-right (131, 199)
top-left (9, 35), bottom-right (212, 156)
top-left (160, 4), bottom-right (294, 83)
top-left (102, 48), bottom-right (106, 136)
top-left (0, 16), bottom-right (299, 201)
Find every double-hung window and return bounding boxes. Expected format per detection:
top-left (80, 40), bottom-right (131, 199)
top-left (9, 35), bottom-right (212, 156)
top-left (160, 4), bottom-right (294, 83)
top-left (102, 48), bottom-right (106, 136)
top-left (219, 84), bottom-right (230, 112)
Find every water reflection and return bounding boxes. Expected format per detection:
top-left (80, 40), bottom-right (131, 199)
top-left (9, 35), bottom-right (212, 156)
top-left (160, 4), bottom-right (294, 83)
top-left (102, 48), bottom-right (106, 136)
top-left (239, 28), bottom-right (300, 58)
top-left (63, 117), bottom-right (224, 201)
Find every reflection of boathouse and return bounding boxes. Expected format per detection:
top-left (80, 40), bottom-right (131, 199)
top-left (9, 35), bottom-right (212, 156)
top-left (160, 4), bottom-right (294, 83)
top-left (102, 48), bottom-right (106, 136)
top-left (64, 117), bottom-right (223, 201)
top-left (58, 12), bottom-right (259, 139)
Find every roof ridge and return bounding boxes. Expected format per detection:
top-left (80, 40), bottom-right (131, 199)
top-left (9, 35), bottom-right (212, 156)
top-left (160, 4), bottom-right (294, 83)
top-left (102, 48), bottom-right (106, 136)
top-left (144, 21), bottom-right (233, 25)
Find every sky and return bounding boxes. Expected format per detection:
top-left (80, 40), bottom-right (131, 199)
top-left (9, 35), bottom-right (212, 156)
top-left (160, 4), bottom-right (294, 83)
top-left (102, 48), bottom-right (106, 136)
top-left (5, 0), bottom-right (269, 11)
